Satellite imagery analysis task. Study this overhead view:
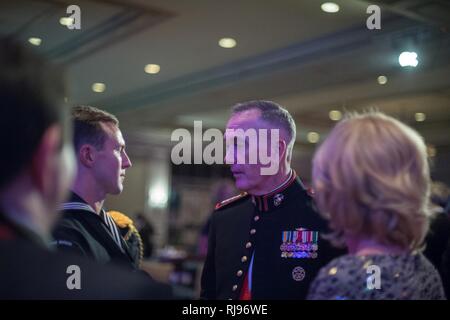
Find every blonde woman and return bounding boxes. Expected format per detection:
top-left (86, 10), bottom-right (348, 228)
top-left (307, 111), bottom-right (445, 300)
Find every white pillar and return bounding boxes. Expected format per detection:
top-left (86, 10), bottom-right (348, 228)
top-left (145, 147), bottom-right (171, 249)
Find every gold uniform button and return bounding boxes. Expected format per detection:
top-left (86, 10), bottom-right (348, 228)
top-left (254, 216), bottom-right (260, 221)
top-left (237, 270), bottom-right (243, 277)
top-left (241, 256), bottom-right (248, 263)
top-left (232, 285), bottom-right (238, 291)
top-left (245, 242), bottom-right (252, 249)
top-left (250, 229), bottom-right (256, 235)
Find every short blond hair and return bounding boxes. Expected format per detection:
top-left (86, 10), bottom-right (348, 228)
top-left (72, 105), bottom-right (119, 151)
top-left (312, 111), bottom-right (431, 250)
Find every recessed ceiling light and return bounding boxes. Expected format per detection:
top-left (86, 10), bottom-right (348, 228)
top-left (321, 2), bottom-right (340, 13)
top-left (92, 82), bottom-right (106, 93)
top-left (28, 37), bottom-right (42, 46)
top-left (59, 17), bottom-right (74, 26)
top-left (399, 51), bottom-right (418, 67)
top-left (329, 110), bottom-right (342, 121)
top-left (144, 64), bottom-right (161, 74)
top-left (307, 132), bottom-right (320, 144)
top-left (415, 112), bottom-right (426, 122)
top-left (218, 37), bottom-right (237, 49)
top-left (377, 75), bottom-right (388, 85)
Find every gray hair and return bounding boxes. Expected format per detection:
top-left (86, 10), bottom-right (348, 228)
top-left (231, 100), bottom-right (297, 155)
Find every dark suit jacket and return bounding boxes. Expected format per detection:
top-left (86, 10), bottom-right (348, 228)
top-left (201, 175), bottom-right (344, 300)
top-left (0, 212), bottom-right (173, 299)
top-left (52, 193), bottom-right (136, 270)
top-left (424, 211), bottom-right (450, 297)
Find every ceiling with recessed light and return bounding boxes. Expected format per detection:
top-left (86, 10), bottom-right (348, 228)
top-left (1, 0), bottom-right (450, 182)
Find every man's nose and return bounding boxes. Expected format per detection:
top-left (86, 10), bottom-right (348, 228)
top-left (122, 151), bottom-right (132, 169)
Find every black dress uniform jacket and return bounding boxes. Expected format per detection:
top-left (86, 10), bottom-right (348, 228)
top-left (0, 212), bottom-right (173, 299)
top-left (52, 192), bottom-right (137, 270)
top-left (201, 172), bottom-right (344, 300)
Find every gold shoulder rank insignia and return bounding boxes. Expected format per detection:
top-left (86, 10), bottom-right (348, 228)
top-left (215, 192), bottom-right (248, 210)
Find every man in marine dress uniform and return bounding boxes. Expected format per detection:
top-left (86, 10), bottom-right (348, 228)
top-left (200, 100), bottom-right (343, 300)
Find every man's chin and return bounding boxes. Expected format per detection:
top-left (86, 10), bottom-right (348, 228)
top-left (234, 179), bottom-right (250, 193)
top-left (110, 185), bottom-right (123, 195)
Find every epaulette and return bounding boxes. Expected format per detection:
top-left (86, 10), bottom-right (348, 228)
top-left (215, 192), bottom-right (249, 210)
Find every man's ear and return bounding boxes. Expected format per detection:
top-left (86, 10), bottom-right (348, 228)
top-left (278, 139), bottom-right (287, 159)
top-left (30, 124), bottom-right (62, 192)
top-left (78, 144), bottom-right (96, 168)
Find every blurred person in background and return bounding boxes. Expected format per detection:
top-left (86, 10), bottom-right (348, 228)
top-left (197, 179), bottom-right (237, 257)
top-left (424, 181), bottom-right (450, 297)
top-left (307, 111), bottom-right (445, 300)
top-left (135, 212), bottom-right (155, 259)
